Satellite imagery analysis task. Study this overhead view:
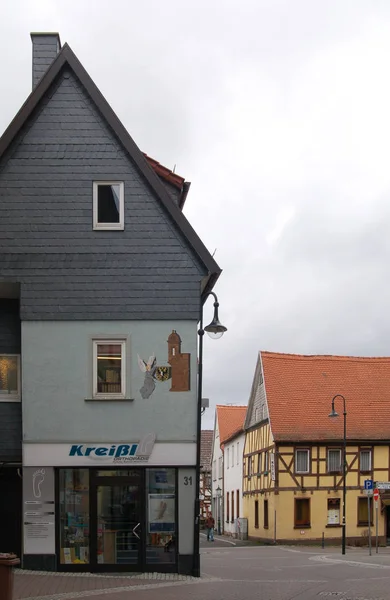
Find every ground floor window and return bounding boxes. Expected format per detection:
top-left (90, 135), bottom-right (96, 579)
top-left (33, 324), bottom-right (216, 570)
top-left (236, 489), bottom-right (240, 518)
top-left (254, 500), bottom-right (259, 528)
top-left (327, 498), bottom-right (340, 525)
top-left (226, 492), bottom-right (230, 522)
top-left (264, 499), bottom-right (269, 529)
top-left (59, 469), bottom-right (90, 565)
top-left (146, 468), bottom-right (176, 564)
top-left (295, 498), bottom-right (310, 527)
top-left (231, 491), bottom-right (234, 523)
top-left (357, 497), bottom-right (373, 526)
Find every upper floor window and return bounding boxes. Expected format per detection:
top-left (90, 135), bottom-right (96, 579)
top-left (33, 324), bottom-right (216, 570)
top-left (360, 449), bottom-right (372, 473)
top-left (328, 449), bottom-right (342, 473)
top-left (93, 182), bottom-right (124, 230)
top-left (212, 460), bottom-right (216, 481)
top-left (227, 448), bottom-right (230, 469)
top-left (93, 340), bottom-right (126, 399)
top-left (257, 453), bottom-right (262, 474)
top-left (218, 456), bottom-right (223, 478)
top-left (264, 451), bottom-right (269, 473)
top-left (237, 442), bottom-right (239, 464)
top-left (232, 444), bottom-right (234, 466)
top-left (0, 354), bottom-right (20, 401)
top-left (295, 449), bottom-right (310, 474)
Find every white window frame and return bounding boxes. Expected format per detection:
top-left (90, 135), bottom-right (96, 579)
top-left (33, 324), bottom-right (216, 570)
top-left (0, 354), bottom-right (20, 402)
top-left (295, 449), bottom-right (310, 474)
top-left (231, 444), bottom-right (234, 467)
top-left (227, 447), bottom-right (230, 469)
top-left (237, 442), bottom-right (239, 465)
top-left (328, 449), bottom-right (342, 473)
top-left (92, 339), bottom-right (126, 399)
top-left (93, 181), bottom-right (124, 230)
top-left (360, 449), bottom-right (372, 473)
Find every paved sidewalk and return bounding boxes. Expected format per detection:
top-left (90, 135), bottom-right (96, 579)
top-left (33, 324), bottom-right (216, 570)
top-left (13, 570), bottom-right (203, 600)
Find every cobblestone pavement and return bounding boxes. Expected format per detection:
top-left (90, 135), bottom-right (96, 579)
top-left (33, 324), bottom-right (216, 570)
top-left (13, 570), bottom-right (217, 600)
top-left (14, 545), bottom-right (390, 600)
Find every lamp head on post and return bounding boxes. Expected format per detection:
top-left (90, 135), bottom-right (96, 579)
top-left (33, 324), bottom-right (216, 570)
top-left (204, 298), bottom-right (227, 340)
top-left (328, 407), bottom-right (339, 418)
top-left (216, 485), bottom-right (222, 498)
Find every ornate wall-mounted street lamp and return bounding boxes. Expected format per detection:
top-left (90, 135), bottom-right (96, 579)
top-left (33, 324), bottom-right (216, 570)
top-left (329, 394), bottom-right (347, 555)
top-left (193, 291), bottom-right (227, 577)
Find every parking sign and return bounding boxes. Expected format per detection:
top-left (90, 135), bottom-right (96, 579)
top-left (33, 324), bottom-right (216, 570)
top-left (364, 479), bottom-right (374, 490)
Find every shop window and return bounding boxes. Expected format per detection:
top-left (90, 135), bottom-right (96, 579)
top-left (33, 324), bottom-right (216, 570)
top-left (295, 498), bottom-right (310, 527)
top-left (327, 498), bottom-right (340, 525)
top-left (327, 449), bottom-right (342, 473)
top-left (360, 449), bottom-right (372, 473)
top-left (254, 500), bottom-right (259, 528)
top-left (0, 354), bottom-right (20, 401)
top-left (146, 468), bottom-right (176, 565)
top-left (264, 499), bottom-right (269, 529)
top-left (358, 497), bottom-right (373, 526)
top-left (93, 340), bottom-right (126, 399)
top-left (59, 469), bottom-right (90, 564)
top-left (295, 449), bottom-right (310, 474)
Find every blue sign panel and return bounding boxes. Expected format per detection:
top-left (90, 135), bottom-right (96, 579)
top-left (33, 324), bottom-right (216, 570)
top-left (364, 479), bottom-right (374, 490)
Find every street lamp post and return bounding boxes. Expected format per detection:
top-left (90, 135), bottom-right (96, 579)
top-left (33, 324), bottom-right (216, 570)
top-left (193, 291), bottom-right (227, 577)
top-left (216, 485), bottom-right (222, 535)
top-left (329, 394), bottom-right (347, 555)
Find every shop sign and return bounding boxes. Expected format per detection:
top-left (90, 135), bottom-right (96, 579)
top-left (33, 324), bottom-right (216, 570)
top-left (68, 433), bottom-right (156, 464)
top-left (69, 443), bottom-right (145, 462)
top-left (270, 452), bottom-right (276, 481)
top-left (23, 467), bottom-right (55, 555)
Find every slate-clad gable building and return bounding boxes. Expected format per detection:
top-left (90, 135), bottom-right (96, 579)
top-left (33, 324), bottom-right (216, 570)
top-left (0, 33), bottom-right (221, 575)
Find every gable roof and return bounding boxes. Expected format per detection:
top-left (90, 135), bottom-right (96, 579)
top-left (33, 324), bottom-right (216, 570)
top-left (0, 43), bottom-right (220, 299)
top-left (216, 405), bottom-right (247, 446)
top-left (261, 351), bottom-right (390, 442)
top-left (200, 430), bottom-right (213, 471)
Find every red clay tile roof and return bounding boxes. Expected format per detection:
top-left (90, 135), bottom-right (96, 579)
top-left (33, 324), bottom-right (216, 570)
top-left (143, 153), bottom-right (190, 209)
top-left (200, 430), bottom-right (213, 472)
top-left (216, 405), bottom-right (247, 446)
top-left (261, 351), bottom-right (390, 442)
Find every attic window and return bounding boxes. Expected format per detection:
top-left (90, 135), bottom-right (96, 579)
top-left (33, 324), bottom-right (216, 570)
top-left (93, 182), bottom-right (124, 230)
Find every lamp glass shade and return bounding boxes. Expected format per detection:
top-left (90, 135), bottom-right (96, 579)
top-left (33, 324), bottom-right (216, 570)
top-left (204, 320), bottom-right (227, 340)
top-left (328, 408), bottom-right (339, 418)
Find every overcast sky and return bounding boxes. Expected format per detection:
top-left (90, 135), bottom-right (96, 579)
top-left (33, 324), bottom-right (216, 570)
top-left (2, 0), bottom-right (390, 429)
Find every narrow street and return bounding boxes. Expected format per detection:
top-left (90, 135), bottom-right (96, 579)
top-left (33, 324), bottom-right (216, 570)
top-left (13, 542), bottom-right (390, 600)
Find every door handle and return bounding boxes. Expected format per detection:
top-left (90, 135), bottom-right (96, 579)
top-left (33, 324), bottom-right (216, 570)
top-left (132, 522), bottom-right (141, 539)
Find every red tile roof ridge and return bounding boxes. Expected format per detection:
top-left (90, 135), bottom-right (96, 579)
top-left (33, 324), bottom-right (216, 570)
top-left (216, 404), bottom-right (247, 408)
top-left (260, 351), bottom-right (390, 362)
top-left (143, 152), bottom-right (185, 190)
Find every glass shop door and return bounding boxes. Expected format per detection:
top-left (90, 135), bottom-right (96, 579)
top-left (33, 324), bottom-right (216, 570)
top-left (90, 470), bottom-right (145, 571)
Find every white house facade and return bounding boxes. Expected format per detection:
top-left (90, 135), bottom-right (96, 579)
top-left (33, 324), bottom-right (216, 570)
top-left (223, 431), bottom-right (245, 536)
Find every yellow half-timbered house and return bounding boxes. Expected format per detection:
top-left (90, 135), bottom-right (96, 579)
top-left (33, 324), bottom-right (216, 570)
top-left (243, 351), bottom-right (390, 546)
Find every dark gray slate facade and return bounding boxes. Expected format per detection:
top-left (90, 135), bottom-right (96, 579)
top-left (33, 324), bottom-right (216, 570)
top-left (0, 68), bottom-right (210, 321)
top-left (0, 299), bottom-right (22, 461)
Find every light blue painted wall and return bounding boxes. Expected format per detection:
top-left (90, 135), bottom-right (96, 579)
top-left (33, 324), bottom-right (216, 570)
top-left (21, 321), bottom-right (197, 443)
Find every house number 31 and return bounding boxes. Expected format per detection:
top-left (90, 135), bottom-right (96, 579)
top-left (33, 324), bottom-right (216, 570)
top-left (184, 476), bottom-right (193, 486)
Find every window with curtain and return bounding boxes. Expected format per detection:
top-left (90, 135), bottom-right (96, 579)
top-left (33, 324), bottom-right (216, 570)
top-left (327, 449), bottom-right (342, 472)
